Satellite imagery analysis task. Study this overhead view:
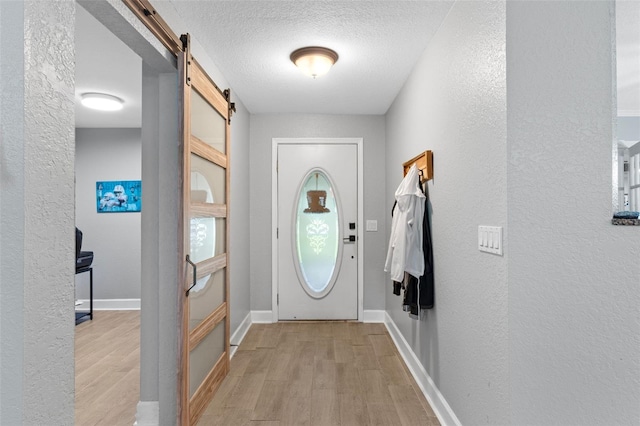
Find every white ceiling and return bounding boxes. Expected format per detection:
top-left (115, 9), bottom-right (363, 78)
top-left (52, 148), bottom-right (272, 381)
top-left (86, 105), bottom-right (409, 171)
top-left (75, 4), bottom-right (141, 128)
top-left (165, 0), bottom-right (455, 115)
top-left (75, 1), bottom-right (639, 128)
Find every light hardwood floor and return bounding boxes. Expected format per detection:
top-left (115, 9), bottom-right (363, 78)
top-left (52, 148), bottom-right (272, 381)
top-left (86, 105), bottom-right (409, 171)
top-left (75, 314), bottom-right (439, 426)
top-left (75, 310), bottom-right (140, 426)
top-left (198, 322), bottom-right (440, 426)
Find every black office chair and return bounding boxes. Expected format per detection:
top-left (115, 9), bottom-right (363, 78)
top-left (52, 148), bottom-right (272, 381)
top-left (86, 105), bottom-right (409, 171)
top-left (75, 227), bottom-right (94, 271)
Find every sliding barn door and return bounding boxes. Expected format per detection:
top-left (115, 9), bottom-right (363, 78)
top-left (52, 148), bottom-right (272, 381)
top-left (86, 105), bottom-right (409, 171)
top-left (179, 34), bottom-right (232, 425)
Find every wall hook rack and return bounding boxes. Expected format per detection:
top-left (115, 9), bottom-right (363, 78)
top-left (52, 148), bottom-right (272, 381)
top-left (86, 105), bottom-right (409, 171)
top-left (403, 150), bottom-right (433, 183)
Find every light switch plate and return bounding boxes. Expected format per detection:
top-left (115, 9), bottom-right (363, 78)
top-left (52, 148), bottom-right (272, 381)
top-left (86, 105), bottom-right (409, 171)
top-left (366, 220), bottom-right (378, 232)
top-left (478, 226), bottom-right (503, 255)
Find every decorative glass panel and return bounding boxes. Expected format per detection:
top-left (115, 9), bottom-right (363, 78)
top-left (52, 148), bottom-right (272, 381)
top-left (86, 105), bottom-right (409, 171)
top-left (189, 217), bottom-right (225, 263)
top-left (191, 90), bottom-right (226, 154)
top-left (189, 269), bottom-right (225, 331)
top-left (294, 170), bottom-right (341, 297)
top-left (189, 152), bottom-right (226, 264)
top-left (189, 217), bottom-right (214, 264)
top-left (189, 320), bottom-right (225, 397)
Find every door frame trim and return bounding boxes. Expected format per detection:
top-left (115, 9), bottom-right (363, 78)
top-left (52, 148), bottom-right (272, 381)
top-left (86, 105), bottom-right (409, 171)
top-left (271, 138), bottom-right (364, 322)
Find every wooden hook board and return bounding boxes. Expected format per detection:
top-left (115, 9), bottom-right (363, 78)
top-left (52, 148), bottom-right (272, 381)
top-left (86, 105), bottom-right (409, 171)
top-left (403, 150), bottom-right (433, 183)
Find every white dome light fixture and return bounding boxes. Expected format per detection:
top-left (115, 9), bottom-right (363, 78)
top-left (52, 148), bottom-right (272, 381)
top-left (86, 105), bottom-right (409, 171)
top-left (290, 46), bottom-right (339, 79)
top-left (80, 93), bottom-right (124, 111)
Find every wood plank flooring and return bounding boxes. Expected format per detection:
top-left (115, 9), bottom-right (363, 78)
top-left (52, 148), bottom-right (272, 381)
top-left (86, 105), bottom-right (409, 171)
top-left (198, 322), bottom-right (439, 426)
top-left (75, 314), bottom-right (438, 426)
top-left (75, 311), bottom-right (140, 426)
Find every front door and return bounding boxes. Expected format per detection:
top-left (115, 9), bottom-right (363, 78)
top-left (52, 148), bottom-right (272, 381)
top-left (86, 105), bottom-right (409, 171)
top-left (277, 142), bottom-right (358, 320)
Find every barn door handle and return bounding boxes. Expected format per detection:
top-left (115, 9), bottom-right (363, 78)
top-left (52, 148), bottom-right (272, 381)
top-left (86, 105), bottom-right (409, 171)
top-left (185, 255), bottom-right (197, 296)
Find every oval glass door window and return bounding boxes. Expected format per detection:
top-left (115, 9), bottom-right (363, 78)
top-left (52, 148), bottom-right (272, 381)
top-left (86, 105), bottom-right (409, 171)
top-left (294, 169), bottom-right (343, 298)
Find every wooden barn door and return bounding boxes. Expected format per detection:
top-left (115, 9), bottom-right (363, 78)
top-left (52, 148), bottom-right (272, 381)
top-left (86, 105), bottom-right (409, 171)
top-left (179, 34), bottom-right (232, 425)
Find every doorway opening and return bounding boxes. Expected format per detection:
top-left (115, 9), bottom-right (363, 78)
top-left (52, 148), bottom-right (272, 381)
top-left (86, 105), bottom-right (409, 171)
top-left (73, 0), bottom-right (180, 423)
top-left (74, 4), bottom-right (143, 424)
top-left (74, 1), bottom-right (234, 424)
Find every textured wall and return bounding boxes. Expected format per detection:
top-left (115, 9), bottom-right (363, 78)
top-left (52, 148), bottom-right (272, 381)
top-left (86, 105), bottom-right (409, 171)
top-left (249, 114), bottom-right (387, 312)
top-left (23, 1), bottom-right (76, 421)
top-left (75, 128), bottom-right (142, 300)
top-left (0, 0), bottom-right (77, 423)
top-left (507, 1), bottom-right (640, 424)
top-left (385, 2), bottom-right (508, 424)
top-left (0, 1), bottom-right (26, 424)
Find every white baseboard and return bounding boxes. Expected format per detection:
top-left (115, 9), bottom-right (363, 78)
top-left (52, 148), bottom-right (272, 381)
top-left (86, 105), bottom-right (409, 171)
top-left (384, 312), bottom-right (461, 426)
top-left (250, 310), bottom-right (384, 323)
top-left (75, 298), bottom-right (140, 311)
top-left (231, 312), bottom-right (252, 345)
top-left (251, 310), bottom-right (274, 323)
top-left (363, 310), bottom-right (385, 323)
top-left (134, 401), bottom-right (159, 426)
top-left (230, 313), bottom-right (252, 358)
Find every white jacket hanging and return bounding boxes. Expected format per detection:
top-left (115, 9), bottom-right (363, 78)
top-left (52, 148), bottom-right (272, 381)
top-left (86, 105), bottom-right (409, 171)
top-left (384, 164), bottom-right (426, 282)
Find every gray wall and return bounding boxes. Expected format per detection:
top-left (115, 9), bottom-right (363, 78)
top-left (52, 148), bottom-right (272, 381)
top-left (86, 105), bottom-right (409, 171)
top-left (618, 116), bottom-right (640, 141)
top-left (75, 128), bottom-right (141, 300)
top-left (0, 1), bottom-right (76, 423)
top-left (386, 1), bottom-right (640, 425)
top-left (229, 101), bottom-right (252, 332)
top-left (249, 114), bottom-right (387, 313)
top-left (631, 140), bottom-right (640, 157)
top-left (507, 1), bottom-right (640, 424)
top-left (385, 2), bottom-right (508, 424)
top-left (140, 68), bottom-right (180, 422)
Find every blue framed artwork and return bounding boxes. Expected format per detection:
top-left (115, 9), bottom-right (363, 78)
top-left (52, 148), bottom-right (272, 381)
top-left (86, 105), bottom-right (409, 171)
top-left (96, 180), bottom-right (142, 213)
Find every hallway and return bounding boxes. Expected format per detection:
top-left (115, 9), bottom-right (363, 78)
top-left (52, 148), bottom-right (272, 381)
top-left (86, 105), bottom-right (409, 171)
top-left (199, 322), bottom-right (439, 425)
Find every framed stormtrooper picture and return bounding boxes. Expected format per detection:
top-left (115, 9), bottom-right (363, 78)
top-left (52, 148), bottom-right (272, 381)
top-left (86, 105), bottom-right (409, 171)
top-left (96, 180), bottom-right (142, 213)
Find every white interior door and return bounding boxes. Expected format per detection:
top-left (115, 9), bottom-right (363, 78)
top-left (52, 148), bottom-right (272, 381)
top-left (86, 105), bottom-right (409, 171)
top-left (277, 142), bottom-right (358, 320)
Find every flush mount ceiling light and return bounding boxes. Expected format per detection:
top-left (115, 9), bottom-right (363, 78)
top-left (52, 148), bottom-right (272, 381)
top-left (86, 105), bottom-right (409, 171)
top-left (290, 46), bottom-right (339, 79)
top-left (80, 93), bottom-right (124, 111)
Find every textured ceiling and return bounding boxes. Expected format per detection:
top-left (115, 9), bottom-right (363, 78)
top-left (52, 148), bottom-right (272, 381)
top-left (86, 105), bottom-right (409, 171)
top-left (167, 0), bottom-right (456, 114)
top-left (75, 1), bottom-right (639, 128)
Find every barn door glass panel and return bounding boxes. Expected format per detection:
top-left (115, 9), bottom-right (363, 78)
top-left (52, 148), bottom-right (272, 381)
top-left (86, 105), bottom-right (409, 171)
top-left (293, 170), bottom-right (342, 298)
top-left (191, 90), bottom-right (226, 154)
top-left (189, 269), bottom-right (225, 332)
top-left (191, 155), bottom-right (226, 204)
top-left (189, 216), bottom-right (225, 260)
top-left (189, 320), bottom-right (225, 397)
top-left (189, 153), bottom-right (226, 269)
